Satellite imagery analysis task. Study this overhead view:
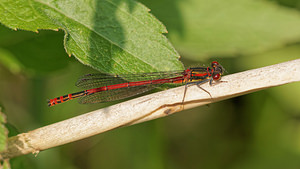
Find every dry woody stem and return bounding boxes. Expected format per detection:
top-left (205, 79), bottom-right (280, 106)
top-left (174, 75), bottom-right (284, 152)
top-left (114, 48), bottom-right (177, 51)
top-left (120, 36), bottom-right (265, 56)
top-left (1, 59), bottom-right (300, 159)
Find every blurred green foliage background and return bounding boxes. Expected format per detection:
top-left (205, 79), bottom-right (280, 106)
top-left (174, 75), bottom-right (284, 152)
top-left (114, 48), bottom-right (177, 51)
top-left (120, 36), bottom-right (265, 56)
top-left (1, 0), bottom-right (300, 169)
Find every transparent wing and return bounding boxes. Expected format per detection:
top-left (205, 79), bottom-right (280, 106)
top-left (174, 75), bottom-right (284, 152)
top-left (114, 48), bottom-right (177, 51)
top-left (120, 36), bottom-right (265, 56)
top-left (78, 84), bottom-right (159, 104)
top-left (75, 71), bottom-right (184, 89)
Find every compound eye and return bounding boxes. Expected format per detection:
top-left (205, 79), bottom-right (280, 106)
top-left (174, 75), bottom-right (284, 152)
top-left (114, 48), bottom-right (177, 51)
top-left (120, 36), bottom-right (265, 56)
top-left (213, 73), bottom-right (221, 81)
top-left (211, 61), bottom-right (219, 68)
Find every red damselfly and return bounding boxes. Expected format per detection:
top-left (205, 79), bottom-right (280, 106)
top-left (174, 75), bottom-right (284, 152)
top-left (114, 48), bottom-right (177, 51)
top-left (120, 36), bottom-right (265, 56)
top-left (48, 61), bottom-right (224, 107)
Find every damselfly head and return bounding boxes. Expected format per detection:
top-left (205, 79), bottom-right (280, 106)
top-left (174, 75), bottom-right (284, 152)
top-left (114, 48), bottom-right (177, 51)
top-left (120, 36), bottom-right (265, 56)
top-left (211, 61), bottom-right (224, 82)
top-left (212, 73), bottom-right (221, 81)
top-left (212, 61), bottom-right (224, 73)
top-left (211, 61), bottom-right (219, 68)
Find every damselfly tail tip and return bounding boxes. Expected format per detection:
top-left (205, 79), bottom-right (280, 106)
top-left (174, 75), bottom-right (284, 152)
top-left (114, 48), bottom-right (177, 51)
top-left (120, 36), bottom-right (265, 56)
top-left (47, 99), bottom-right (53, 107)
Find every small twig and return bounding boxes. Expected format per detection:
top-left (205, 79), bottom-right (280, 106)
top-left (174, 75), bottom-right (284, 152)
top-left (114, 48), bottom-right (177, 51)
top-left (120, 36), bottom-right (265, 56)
top-left (1, 59), bottom-right (300, 159)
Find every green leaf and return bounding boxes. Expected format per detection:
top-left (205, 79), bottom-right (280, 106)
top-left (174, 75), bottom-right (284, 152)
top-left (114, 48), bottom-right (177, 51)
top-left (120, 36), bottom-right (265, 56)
top-left (2, 159), bottom-right (10, 169)
top-left (0, 0), bottom-right (183, 74)
top-left (0, 108), bottom-right (7, 153)
top-left (141, 0), bottom-right (300, 60)
top-left (0, 107), bottom-right (10, 167)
